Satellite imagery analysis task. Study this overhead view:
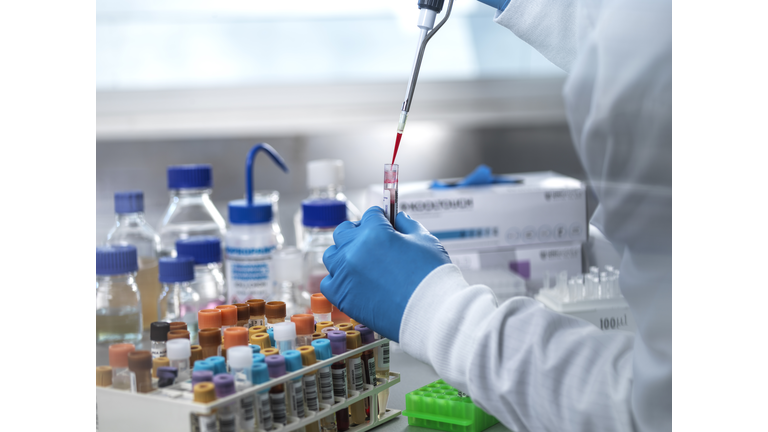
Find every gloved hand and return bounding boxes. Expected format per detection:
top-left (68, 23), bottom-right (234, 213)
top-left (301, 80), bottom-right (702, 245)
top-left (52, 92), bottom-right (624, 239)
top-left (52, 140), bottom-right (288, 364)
top-left (321, 206), bottom-right (451, 342)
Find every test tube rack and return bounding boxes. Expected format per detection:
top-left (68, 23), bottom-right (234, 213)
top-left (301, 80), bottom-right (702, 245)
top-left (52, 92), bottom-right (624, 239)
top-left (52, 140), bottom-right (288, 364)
top-left (97, 338), bottom-right (401, 432)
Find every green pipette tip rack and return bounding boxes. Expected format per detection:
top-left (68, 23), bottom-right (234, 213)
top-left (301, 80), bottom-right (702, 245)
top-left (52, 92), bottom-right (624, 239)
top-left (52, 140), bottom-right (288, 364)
top-left (402, 379), bottom-right (499, 432)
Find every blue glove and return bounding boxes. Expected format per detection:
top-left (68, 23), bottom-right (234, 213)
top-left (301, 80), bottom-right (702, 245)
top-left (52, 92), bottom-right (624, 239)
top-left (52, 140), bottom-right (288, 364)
top-left (430, 164), bottom-right (521, 188)
top-left (476, 0), bottom-right (511, 12)
top-left (321, 206), bottom-right (451, 342)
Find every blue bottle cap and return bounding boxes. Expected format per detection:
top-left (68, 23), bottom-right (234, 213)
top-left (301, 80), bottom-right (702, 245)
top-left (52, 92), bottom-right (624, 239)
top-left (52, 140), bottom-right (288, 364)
top-left (302, 199), bottom-right (347, 228)
top-left (228, 199), bottom-right (272, 224)
top-left (252, 353), bottom-right (266, 364)
top-left (252, 362), bottom-right (270, 385)
top-left (167, 164), bottom-right (213, 189)
top-left (176, 237), bottom-right (221, 264)
top-left (208, 356), bottom-right (227, 375)
top-left (96, 245), bottom-right (138, 276)
top-left (267, 327), bottom-right (276, 347)
top-left (250, 345), bottom-right (261, 355)
top-left (158, 256), bottom-right (195, 283)
top-left (311, 339), bottom-right (332, 361)
top-left (283, 350), bottom-right (303, 373)
top-left (193, 359), bottom-right (216, 373)
top-left (114, 190), bottom-right (144, 214)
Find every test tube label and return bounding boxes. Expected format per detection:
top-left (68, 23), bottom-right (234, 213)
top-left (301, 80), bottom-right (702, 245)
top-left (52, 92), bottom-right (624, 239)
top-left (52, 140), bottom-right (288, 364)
top-left (198, 414), bottom-right (217, 432)
top-left (304, 375), bottom-right (320, 411)
top-left (367, 357), bottom-right (377, 386)
top-left (349, 358), bottom-right (364, 391)
top-left (332, 368), bottom-right (348, 398)
top-left (377, 343), bottom-right (390, 368)
top-left (382, 190), bottom-right (390, 215)
top-left (219, 412), bottom-right (236, 432)
top-left (257, 393), bottom-right (273, 430)
top-left (290, 381), bottom-right (306, 418)
top-left (318, 367), bottom-right (334, 403)
top-left (270, 391), bottom-right (288, 425)
top-left (241, 395), bottom-right (256, 425)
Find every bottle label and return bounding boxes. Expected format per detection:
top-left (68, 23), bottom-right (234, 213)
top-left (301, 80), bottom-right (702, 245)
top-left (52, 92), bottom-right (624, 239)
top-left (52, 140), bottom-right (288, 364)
top-left (270, 391), bottom-right (287, 425)
top-left (257, 393), bottom-right (273, 430)
top-left (332, 368), bottom-right (348, 399)
top-left (225, 245), bottom-right (276, 303)
top-left (219, 412), bottom-right (236, 432)
top-left (303, 375), bottom-right (319, 411)
top-left (197, 414), bottom-right (217, 432)
top-left (348, 357), bottom-right (364, 391)
top-left (318, 367), bottom-right (334, 404)
top-left (377, 342), bottom-right (390, 369)
top-left (151, 346), bottom-right (166, 359)
top-left (290, 380), bottom-right (306, 418)
top-left (367, 357), bottom-right (377, 386)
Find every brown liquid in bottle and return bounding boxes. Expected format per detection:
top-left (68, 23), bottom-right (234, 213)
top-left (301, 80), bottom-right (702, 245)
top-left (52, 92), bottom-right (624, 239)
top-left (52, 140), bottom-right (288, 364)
top-left (135, 257), bottom-right (162, 330)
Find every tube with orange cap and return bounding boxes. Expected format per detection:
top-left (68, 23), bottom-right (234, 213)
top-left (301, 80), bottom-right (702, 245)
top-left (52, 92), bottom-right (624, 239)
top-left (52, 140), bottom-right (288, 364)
top-left (108, 343), bottom-right (136, 390)
top-left (345, 331), bottom-right (367, 425)
top-left (223, 327), bottom-right (249, 360)
top-left (216, 305), bottom-right (238, 333)
top-left (199, 328), bottom-right (222, 358)
top-left (127, 350), bottom-right (153, 393)
top-left (247, 299), bottom-right (266, 327)
top-left (292, 314), bottom-right (315, 347)
top-left (265, 301), bottom-right (286, 328)
top-left (198, 309), bottom-right (222, 339)
top-left (235, 303), bottom-right (250, 327)
top-left (311, 293), bottom-right (332, 323)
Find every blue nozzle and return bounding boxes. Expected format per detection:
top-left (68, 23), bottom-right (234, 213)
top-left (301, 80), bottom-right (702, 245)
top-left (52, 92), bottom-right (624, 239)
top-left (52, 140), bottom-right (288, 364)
top-left (230, 143), bottom-right (289, 224)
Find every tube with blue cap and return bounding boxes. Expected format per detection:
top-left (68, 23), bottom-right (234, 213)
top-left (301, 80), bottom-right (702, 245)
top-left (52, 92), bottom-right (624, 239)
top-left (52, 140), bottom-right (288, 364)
top-left (252, 362), bottom-right (273, 430)
top-left (311, 339), bottom-right (337, 432)
top-left (226, 143), bottom-right (289, 304)
top-left (284, 350), bottom-right (308, 431)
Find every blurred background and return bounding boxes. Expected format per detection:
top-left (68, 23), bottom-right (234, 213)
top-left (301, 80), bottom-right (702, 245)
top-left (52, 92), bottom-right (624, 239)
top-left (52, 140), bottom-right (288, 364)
top-left (96, 0), bottom-right (589, 246)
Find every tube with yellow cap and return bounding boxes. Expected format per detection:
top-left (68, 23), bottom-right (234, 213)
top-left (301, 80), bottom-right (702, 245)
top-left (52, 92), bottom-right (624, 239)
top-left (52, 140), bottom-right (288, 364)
top-left (248, 325), bottom-right (267, 341)
top-left (345, 331), bottom-right (367, 425)
top-left (251, 333), bottom-right (272, 351)
top-left (193, 382), bottom-right (218, 431)
top-left (262, 347), bottom-right (280, 357)
top-left (316, 321), bottom-right (336, 334)
top-left (298, 346), bottom-right (321, 432)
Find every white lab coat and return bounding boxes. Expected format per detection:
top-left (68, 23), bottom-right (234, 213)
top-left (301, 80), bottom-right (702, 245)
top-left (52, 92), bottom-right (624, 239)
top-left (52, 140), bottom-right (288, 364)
top-left (399, 0), bottom-right (671, 431)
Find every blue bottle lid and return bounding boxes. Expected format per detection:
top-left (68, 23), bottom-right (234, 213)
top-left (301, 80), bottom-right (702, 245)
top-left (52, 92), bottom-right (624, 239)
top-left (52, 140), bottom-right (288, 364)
top-left (167, 164), bottom-right (213, 189)
top-left (311, 339), bottom-right (332, 361)
top-left (114, 190), bottom-right (144, 214)
top-left (252, 362), bottom-right (270, 386)
top-left (176, 237), bottom-right (221, 264)
top-left (302, 199), bottom-right (347, 228)
top-left (96, 245), bottom-right (138, 276)
top-left (228, 199), bottom-right (272, 224)
top-left (158, 256), bottom-right (195, 283)
top-left (283, 350), bottom-right (303, 373)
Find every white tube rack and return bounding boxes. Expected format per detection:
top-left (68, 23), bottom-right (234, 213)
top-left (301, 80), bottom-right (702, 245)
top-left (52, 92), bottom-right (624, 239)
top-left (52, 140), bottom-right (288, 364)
top-left (97, 338), bottom-right (401, 432)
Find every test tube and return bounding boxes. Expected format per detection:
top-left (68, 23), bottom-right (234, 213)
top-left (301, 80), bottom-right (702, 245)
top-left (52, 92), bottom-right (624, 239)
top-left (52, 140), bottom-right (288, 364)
top-left (228, 346), bottom-right (256, 431)
top-left (152, 356), bottom-right (170, 378)
top-left (311, 293), bottom-right (333, 323)
top-left (213, 374), bottom-right (238, 432)
top-left (274, 322), bottom-right (298, 353)
top-left (328, 331), bottom-right (350, 431)
top-left (356, 325), bottom-right (377, 418)
top-left (193, 382), bottom-right (218, 432)
top-left (252, 363), bottom-right (274, 430)
top-left (263, 347), bottom-right (280, 357)
top-left (383, 164), bottom-right (399, 226)
top-left (150, 321), bottom-right (170, 359)
top-left (345, 331), bottom-right (367, 425)
top-left (266, 355), bottom-right (290, 426)
top-left (235, 303), bottom-right (251, 327)
top-left (190, 345), bottom-right (203, 367)
top-left (199, 328), bottom-right (222, 359)
top-left (266, 301), bottom-right (287, 328)
top-left (298, 346), bottom-right (322, 432)
top-left (312, 332), bottom-right (327, 341)
top-left (167, 338), bottom-right (192, 381)
top-left (375, 334), bottom-right (390, 420)
top-left (224, 327), bottom-right (249, 350)
top-left (284, 350), bottom-right (308, 430)
top-left (198, 309), bottom-right (223, 340)
top-left (336, 323), bottom-right (354, 333)
top-left (253, 353), bottom-right (266, 364)
top-left (108, 343), bottom-right (136, 390)
top-left (127, 350), bottom-right (153, 393)
top-left (292, 314), bottom-right (315, 347)
top-left (96, 366), bottom-right (112, 387)
top-left (216, 305), bottom-right (238, 333)
top-left (193, 359), bottom-right (216, 375)
top-left (311, 339), bottom-right (337, 432)
top-left (247, 299), bottom-right (266, 327)
top-left (317, 321), bottom-right (336, 333)
top-left (249, 325), bottom-right (267, 341)
top-left (251, 333), bottom-right (272, 351)
top-left (251, 345), bottom-right (261, 355)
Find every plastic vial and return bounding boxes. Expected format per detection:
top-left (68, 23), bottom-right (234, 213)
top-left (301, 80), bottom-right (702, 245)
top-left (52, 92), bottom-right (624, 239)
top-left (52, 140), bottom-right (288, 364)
top-left (311, 339), bottom-right (337, 432)
top-left (198, 309), bottom-right (223, 348)
top-left (158, 164), bottom-right (226, 258)
top-left (106, 191), bottom-right (163, 331)
top-left (108, 343), bottom-right (136, 390)
top-left (297, 347), bottom-right (322, 432)
top-left (226, 197), bottom-right (278, 304)
top-left (228, 346), bottom-right (256, 432)
top-left (150, 321), bottom-right (170, 359)
top-left (383, 164), bottom-right (399, 226)
top-left (96, 245), bottom-right (142, 344)
top-left (157, 367), bottom-right (178, 388)
top-left (311, 294), bottom-right (333, 324)
top-left (266, 355), bottom-right (290, 426)
top-left (224, 327), bottom-right (249, 353)
top-left (292, 314), bottom-right (315, 347)
top-left (209, 356), bottom-right (228, 375)
top-left (127, 350), bottom-right (154, 393)
top-left (177, 237), bottom-right (227, 310)
top-left (235, 304), bottom-right (250, 327)
top-left (316, 321), bottom-right (336, 334)
top-left (345, 331), bottom-right (367, 425)
top-left (247, 299), bottom-right (266, 327)
top-left (327, 331), bottom-right (350, 431)
top-left (375, 334), bottom-right (391, 420)
top-left (167, 338), bottom-right (192, 381)
top-left (274, 322), bottom-right (298, 352)
top-left (193, 382), bottom-right (218, 432)
top-left (157, 256), bottom-right (201, 343)
top-left (295, 159), bottom-right (363, 250)
top-left (213, 373), bottom-right (239, 432)
top-left (266, 301), bottom-right (287, 329)
top-left (356, 325), bottom-right (378, 418)
top-left (217, 305), bottom-right (238, 333)
top-left (284, 350), bottom-right (308, 431)
top-left (252, 363), bottom-right (274, 431)
top-left (251, 333), bottom-right (272, 351)
top-left (301, 199), bottom-right (347, 308)
top-left (273, 247), bottom-right (304, 317)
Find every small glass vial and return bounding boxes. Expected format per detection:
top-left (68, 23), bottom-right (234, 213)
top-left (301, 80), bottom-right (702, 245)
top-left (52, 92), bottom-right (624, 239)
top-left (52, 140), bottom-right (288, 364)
top-left (284, 350), bottom-right (308, 431)
top-left (150, 321), bottom-right (170, 359)
top-left (292, 314), bottom-right (315, 347)
top-left (167, 338), bottom-right (192, 382)
top-left (176, 237), bottom-right (227, 310)
top-left (265, 301), bottom-right (287, 329)
top-left (96, 245), bottom-right (142, 345)
top-left (108, 343), bottom-right (136, 390)
top-left (127, 350), bottom-right (154, 393)
top-left (301, 199), bottom-right (347, 309)
top-left (157, 256), bottom-right (201, 343)
top-left (273, 322), bottom-right (298, 353)
top-left (311, 294), bottom-right (333, 324)
top-left (228, 346), bottom-right (255, 432)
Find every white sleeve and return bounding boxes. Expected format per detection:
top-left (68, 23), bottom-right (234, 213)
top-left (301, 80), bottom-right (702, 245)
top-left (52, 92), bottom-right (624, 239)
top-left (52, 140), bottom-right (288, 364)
top-left (400, 264), bottom-right (637, 432)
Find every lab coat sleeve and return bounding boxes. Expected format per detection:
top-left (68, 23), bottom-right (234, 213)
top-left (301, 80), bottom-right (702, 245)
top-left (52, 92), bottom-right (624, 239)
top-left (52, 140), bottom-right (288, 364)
top-left (399, 264), bottom-right (636, 432)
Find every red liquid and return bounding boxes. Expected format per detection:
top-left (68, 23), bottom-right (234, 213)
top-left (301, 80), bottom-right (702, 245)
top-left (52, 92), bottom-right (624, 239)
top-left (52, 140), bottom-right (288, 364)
top-left (333, 360), bottom-right (350, 431)
top-left (391, 132), bottom-right (403, 165)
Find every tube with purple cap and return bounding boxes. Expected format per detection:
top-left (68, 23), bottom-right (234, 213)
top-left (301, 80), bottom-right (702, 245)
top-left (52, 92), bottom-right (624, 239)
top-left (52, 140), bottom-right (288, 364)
top-left (157, 366), bottom-right (178, 388)
top-left (328, 331), bottom-right (350, 431)
top-left (266, 355), bottom-right (290, 426)
top-left (213, 374), bottom-right (238, 432)
top-left (356, 324), bottom-right (377, 419)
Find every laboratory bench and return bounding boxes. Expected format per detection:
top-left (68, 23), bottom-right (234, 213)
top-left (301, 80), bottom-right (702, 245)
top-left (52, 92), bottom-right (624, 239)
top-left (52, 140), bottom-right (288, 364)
top-left (96, 332), bottom-right (512, 432)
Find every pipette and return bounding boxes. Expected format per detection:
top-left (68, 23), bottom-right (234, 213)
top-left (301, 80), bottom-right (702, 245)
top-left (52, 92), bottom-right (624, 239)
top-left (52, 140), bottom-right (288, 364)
top-left (392, 0), bottom-right (454, 165)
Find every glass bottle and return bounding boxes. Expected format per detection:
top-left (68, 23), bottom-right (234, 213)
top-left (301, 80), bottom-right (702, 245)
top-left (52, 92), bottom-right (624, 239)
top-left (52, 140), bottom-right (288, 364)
top-left (177, 236), bottom-right (227, 310)
top-left (96, 245), bottom-right (142, 345)
top-left (158, 164), bottom-right (226, 258)
top-left (294, 160), bottom-right (362, 250)
top-left (157, 256), bottom-right (202, 343)
top-left (106, 190), bottom-right (162, 330)
top-left (301, 199), bottom-right (347, 310)
top-left (273, 247), bottom-right (303, 316)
